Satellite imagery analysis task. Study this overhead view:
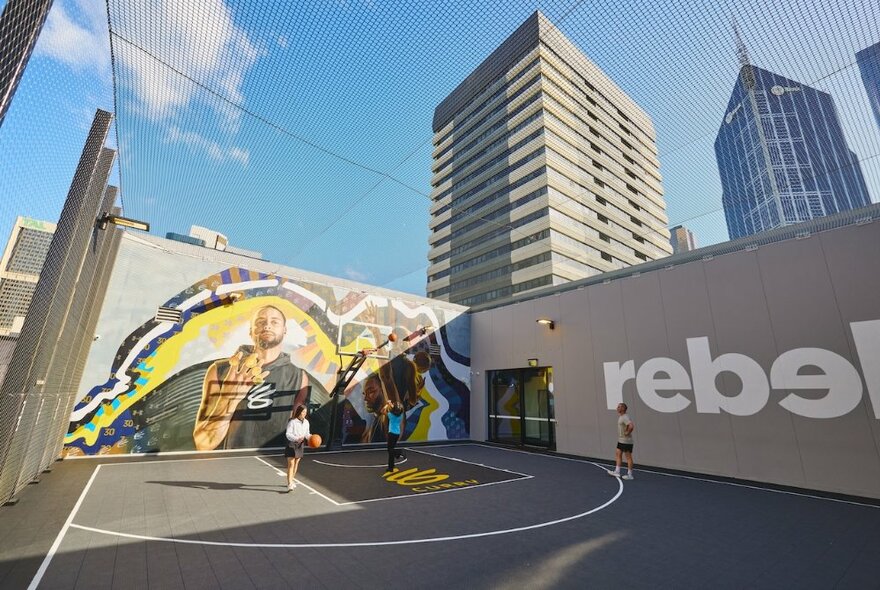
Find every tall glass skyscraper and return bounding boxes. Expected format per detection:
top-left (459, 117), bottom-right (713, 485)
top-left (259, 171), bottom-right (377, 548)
top-left (715, 64), bottom-right (872, 240)
top-left (857, 42), bottom-right (880, 133)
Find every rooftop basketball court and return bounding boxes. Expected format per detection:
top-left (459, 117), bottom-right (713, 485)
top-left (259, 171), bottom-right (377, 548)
top-left (1, 443), bottom-right (878, 589)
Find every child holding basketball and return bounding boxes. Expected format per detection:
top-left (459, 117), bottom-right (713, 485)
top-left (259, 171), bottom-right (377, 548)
top-left (285, 404), bottom-right (311, 491)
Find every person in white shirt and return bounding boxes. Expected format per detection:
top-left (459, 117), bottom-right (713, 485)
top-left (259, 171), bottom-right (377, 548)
top-left (284, 404), bottom-right (311, 491)
top-left (608, 402), bottom-right (635, 480)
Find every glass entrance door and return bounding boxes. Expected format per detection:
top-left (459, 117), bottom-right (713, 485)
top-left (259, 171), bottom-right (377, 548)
top-left (489, 367), bottom-right (554, 449)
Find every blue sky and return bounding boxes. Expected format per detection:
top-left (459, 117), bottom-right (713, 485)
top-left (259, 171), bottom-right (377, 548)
top-left (1, 0), bottom-right (878, 296)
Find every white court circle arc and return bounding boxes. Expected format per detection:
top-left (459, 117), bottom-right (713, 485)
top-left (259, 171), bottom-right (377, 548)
top-left (68, 461), bottom-right (623, 548)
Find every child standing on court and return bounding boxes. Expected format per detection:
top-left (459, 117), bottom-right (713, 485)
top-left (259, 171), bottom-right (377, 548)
top-left (385, 402), bottom-right (404, 473)
top-left (285, 404), bottom-right (310, 491)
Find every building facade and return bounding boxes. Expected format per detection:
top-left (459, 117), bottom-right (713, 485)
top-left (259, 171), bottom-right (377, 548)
top-left (857, 42), bottom-right (880, 133)
top-left (715, 64), bottom-right (872, 240)
top-left (669, 224), bottom-right (696, 254)
top-left (427, 11), bottom-right (672, 306)
top-left (0, 216), bottom-right (56, 336)
top-left (0, 0), bottom-right (55, 128)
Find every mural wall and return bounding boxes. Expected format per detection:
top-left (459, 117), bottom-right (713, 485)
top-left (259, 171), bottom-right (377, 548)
top-left (65, 235), bottom-right (470, 455)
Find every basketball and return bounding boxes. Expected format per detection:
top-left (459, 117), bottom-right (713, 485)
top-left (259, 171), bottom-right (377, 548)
top-left (308, 434), bottom-right (322, 448)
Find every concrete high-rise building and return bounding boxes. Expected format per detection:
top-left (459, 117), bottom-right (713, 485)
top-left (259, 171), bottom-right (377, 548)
top-left (427, 11), bottom-right (672, 306)
top-left (857, 42), bottom-right (880, 132)
top-left (715, 33), bottom-right (872, 240)
top-left (669, 224), bottom-right (696, 254)
top-left (0, 216), bottom-right (56, 336)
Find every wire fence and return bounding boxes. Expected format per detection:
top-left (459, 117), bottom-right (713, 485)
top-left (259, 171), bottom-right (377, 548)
top-left (0, 0), bottom-right (878, 503)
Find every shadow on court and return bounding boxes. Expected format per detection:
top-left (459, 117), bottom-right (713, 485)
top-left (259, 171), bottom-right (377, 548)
top-left (145, 480), bottom-right (289, 494)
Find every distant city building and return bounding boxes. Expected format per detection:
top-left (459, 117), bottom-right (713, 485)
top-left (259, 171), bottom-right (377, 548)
top-left (166, 232), bottom-right (205, 247)
top-left (427, 11), bottom-right (672, 306)
top-left (669, 225), bottom-right (696, 254)
top-left (0, 216), bottom-right (56, 336)
top-left (715, 34), bottom-right (872, 240)
top-left (856, 42), bottom-right (880, 132)
top-left (190, 225), bottom-right (228, 250)
top-left (165, 225), bottom-right (263, 259)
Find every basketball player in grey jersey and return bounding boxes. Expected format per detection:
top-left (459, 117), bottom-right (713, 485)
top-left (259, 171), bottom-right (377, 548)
top-left (194, 305), bottom-right (309, 450)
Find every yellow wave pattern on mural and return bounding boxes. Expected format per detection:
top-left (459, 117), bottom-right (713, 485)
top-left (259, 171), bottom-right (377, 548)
top-left (65, 296), bottom-right (339, 446)
top-left (408, 386), bottom-right (439, 440)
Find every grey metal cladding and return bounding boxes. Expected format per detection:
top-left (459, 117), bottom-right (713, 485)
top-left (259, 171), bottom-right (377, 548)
top-left (433, 11), bottom-right (541, 132)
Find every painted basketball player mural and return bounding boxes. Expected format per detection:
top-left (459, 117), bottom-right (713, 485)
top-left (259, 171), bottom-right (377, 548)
top-left (63, 268), bottom-right (471, 456)
top-left (193, 304), bottom-right (309, 451)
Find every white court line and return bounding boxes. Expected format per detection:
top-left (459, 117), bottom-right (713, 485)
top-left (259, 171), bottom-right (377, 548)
top-left (409, 447), bottom-right (531, 478)
top-left (28, 465), bottom-right (103, 590)
top-left (96, 454), bottom-right (283, 467)
top-left (252, 456), bottom-right (342, 506)
top-left (467, 443), bottom-right (880, 510)
top-left (312, 458), bottom-right (409, 468)
top-left (65, 460), bottom-right (622, 548)
top-left (338, 473), bottom-right (534, 506)
top-left (64, 446), bottom-right (286, 460)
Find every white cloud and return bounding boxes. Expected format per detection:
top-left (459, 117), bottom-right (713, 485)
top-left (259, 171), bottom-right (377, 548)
top-left (165, 126), bottom-right (249, 167)
top-left (343, 267), bottom-right (369, 282)
top-left (35, 0), bottom-right (111, 75)
top-left (115, 0), bottom-right (260, 133)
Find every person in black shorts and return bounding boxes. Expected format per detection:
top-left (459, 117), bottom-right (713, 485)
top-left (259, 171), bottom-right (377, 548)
top-left (608, 402), bottom-right (635, 480)
top-left (284, 404), bottom-right (311, 491)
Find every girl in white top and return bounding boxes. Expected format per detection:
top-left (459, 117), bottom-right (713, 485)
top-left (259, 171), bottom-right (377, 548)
top-left (284, 404), bottom-right (310, 491)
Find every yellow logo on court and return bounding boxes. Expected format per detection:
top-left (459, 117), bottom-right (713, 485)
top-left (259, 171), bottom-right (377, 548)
top-left (383, 467), bottom-right (478, 493)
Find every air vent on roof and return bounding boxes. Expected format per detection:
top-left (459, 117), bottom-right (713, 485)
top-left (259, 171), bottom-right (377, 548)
top-left (155, 306), bottom-right (183, 324)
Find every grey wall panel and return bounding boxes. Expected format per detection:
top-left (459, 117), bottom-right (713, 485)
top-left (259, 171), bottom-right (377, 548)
top-left (469, 312), bottom-right (494, 441)
top-left (618, 273), bottom-right (685, 468)
top-left (819, 223), bottom-right (880, 471)
top-left (585, 281), bottom-right (630, 460)
top-left (702, 252), bottom-right (805, 486)
top-left (757, 235), bottom-right (880, 497)
top-left (657, 263), bottom-right (738, 475)
top-left (557, 288), bottom-right (599, 455)
top-left (509, 300), bottom-right (536, 369)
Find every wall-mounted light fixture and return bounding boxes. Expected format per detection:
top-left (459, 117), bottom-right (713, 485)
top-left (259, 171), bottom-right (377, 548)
top-left (97, 213), bottom-right (150, 232)
top-left (536, 318), bottom-right (555, 330)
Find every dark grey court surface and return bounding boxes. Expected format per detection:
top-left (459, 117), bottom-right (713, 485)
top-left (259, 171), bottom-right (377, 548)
top-left (1, 444), bottom-right (879, 589)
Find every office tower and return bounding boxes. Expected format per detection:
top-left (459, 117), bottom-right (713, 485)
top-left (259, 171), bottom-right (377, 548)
top-left (0, 216), bottom-right (56, 336)
top-left (0, 0), bottom-right (56, 127)
top-left (669, 224), bottom-right (697, 254)
top-left (715, 35), bottom-right (871, 240)
top-left (857, 42), bottom-right (880, 132)
top-left (427, 11), bottom-right (672, 306)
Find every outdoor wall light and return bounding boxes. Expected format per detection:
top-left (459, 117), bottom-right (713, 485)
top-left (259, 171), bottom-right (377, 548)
top-left (536, 318), bottom-right (555, 330)
top-left (97, 213), bottom-right (150, 232)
